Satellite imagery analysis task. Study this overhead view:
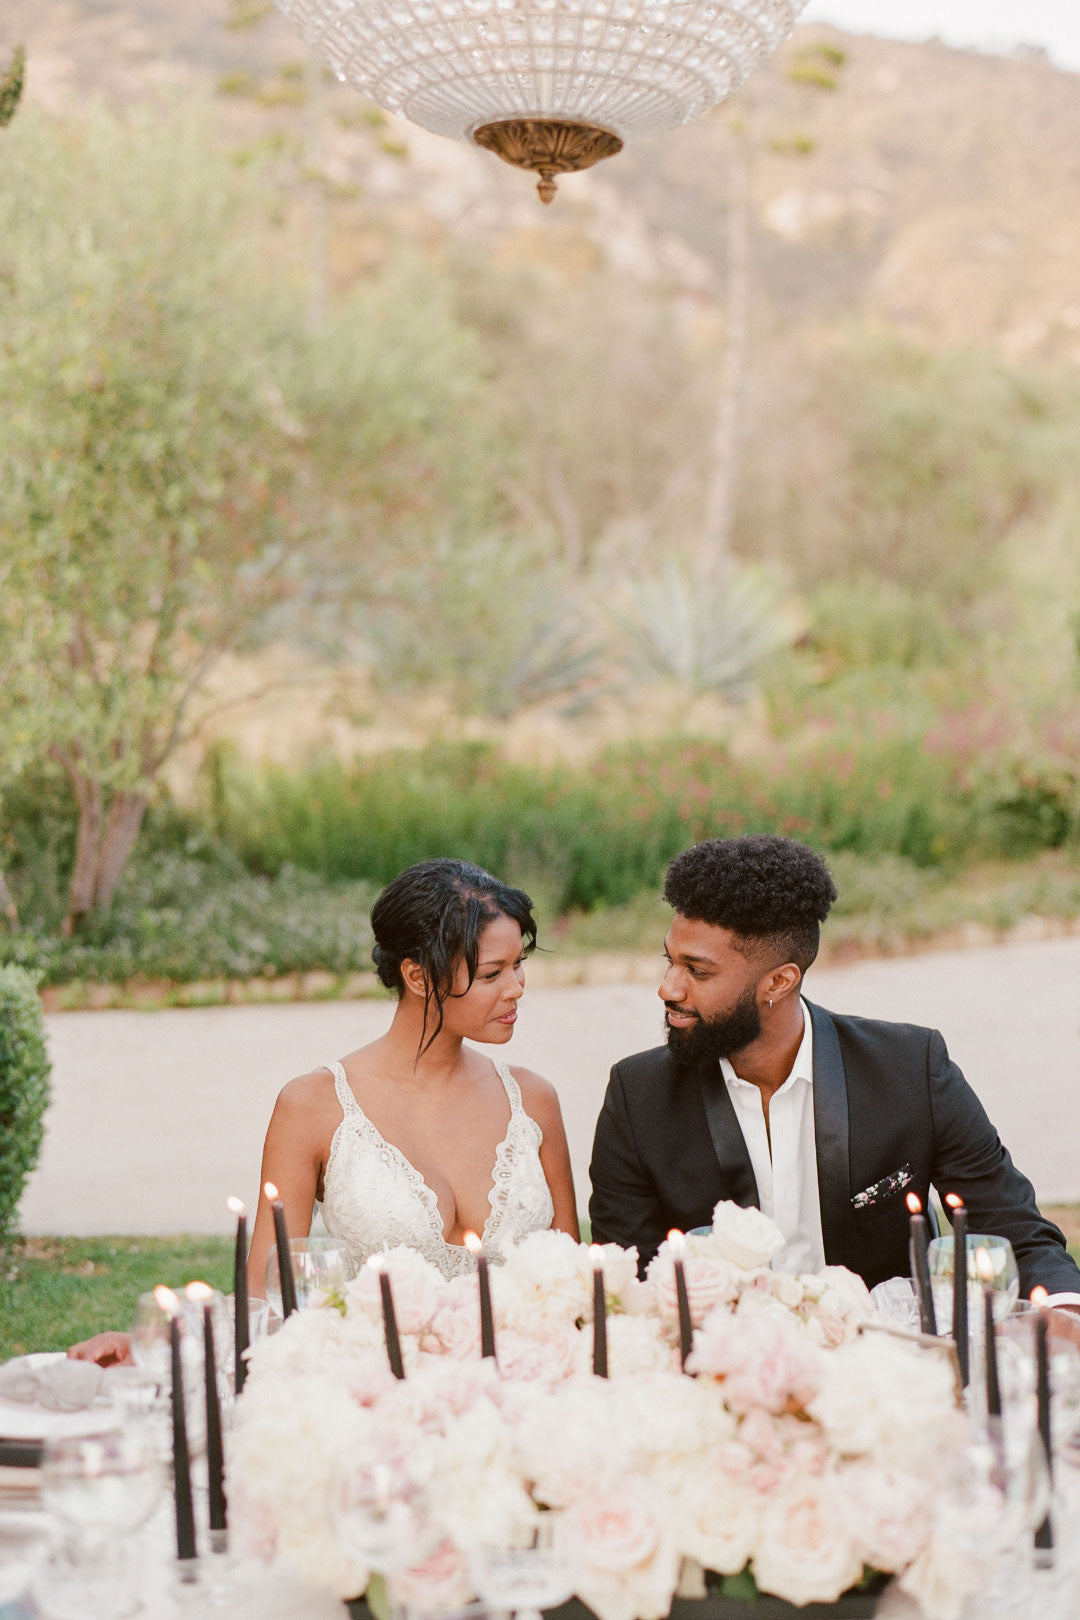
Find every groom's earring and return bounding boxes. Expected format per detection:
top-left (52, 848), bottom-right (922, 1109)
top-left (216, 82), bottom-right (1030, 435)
top-left (767, 998), bottom-right (773, 1008)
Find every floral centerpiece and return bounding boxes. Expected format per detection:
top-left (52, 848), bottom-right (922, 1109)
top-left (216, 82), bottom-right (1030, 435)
top-left (229, 1205), bottom-right (977, 1620)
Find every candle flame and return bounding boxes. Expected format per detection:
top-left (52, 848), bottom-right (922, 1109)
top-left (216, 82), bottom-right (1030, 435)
top-left (226, 1195), bottom-right (246, 1216)
top-left (974, 1247), bottom-right (994, 1284)
top-left (589, 1243), bottom-right (605, 1270)
top-left (263, 1181), bottom-right (279, 1201)
top-left (943, 1192), bottom-right (964, 1210)
top-left (906, 1192), bottom-right (922, 1214)
top-left (185, 1281), bottom-right (214, 1303)
top-left (1031, 1286), bottom-right (1050, 1306)
top-left (366, 1254), bottom-right (386, 1273)
top-left (154, 1285), bottom-right (180, 1316)
top-left (666, 1228), bottom-right (686, 1258)
top-left (463, 1231), bottom-right (483, 1256)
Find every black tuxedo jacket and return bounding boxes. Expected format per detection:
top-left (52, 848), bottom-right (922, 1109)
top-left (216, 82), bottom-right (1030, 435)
top-left (588, 1001), bottom-right (1080, 1296)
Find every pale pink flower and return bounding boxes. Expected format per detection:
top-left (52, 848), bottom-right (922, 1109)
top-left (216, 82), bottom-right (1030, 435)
top-left (422, 1300), bottom-right (482, 1360)
top-left (394, 1540), bottom-right (474, 1612)
top-left (835, 1461), bottom-right (930, 1572)
top-left (647, 1243), bottom-right (739, 1327)
top-left (566, 1486), bottom-right (681, 1620)
top-left (751, 1475), bottom-right (863, 1607)
top-left (497, 1328), bottom-right (580, 1386)
top-left (689, 1308), bottom-right (822, 1413)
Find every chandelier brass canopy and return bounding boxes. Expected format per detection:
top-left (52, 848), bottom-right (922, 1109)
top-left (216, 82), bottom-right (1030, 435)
top-left (473, 120), bottom-right (623, 204)
top-left (269, 0), bottom-right (807, 201)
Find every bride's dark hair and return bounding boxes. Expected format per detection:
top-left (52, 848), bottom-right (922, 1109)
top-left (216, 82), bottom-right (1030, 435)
top-left (371, 858), bottom-right (537, 1054)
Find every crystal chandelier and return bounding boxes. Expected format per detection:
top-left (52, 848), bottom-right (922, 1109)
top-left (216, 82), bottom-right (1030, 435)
top-left (270, 0), bottom-right (807, 201)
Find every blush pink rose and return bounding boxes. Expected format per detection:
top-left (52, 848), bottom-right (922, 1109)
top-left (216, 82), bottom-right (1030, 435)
top-left (497, 1328), bottom-right (579, 1385)
top-left (394, 1540), bottom-right (473, 1612)
top-left (421, 1301), bottom-right (482, 1360)
top-left (689, 1310), bottom-right (822, 1414)
top-left (647, 1247), bottom-right (740, 1327)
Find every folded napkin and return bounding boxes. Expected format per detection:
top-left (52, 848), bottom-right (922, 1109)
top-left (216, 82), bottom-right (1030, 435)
top-left (0, 1356), bottom-right (103, 1412)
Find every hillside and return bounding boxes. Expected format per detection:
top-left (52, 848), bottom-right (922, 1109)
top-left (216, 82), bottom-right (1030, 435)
top-left (4, 2), bottom-right (1080, 361)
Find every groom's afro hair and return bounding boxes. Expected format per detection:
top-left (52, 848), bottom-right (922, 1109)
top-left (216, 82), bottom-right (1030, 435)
top-left (664, 835), bottom-right (837, 973)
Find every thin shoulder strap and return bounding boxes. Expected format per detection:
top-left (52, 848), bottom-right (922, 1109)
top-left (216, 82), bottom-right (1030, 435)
top-left (325, 1061), bottom-right (360, 1121)
top-left (493, 1059), bottom-right (523, 1114)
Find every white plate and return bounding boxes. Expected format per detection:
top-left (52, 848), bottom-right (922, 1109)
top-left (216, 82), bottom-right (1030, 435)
top-left (0, 1354), bottom-right (119, 1443)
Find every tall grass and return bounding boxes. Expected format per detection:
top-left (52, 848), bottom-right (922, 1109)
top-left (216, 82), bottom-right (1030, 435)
top-left (202, 735), bottom-right (1078, 914)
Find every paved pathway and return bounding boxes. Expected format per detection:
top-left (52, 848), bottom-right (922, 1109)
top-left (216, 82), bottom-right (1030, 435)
top-left (16, 937), bottom-right (1080, 1234)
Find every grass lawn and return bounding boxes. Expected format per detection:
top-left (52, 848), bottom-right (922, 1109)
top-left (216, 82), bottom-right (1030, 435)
top-left (4, 1217), bottom-right (1079, 1360)
top-left (1, 1236), bottom-right (234, 1359)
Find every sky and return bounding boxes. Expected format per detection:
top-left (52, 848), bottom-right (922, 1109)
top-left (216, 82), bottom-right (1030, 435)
top-left (800, 0), bottom-right (1080, 72)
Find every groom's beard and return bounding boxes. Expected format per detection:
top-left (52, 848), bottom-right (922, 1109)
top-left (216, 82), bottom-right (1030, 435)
top-left (665, 985), bottom-right (762, 1067)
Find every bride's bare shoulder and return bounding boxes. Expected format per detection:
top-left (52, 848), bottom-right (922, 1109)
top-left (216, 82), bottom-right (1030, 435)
top-left (271, 1065), bottom-right (341, 1121)
top-left (507, 1065), bottom-right (562, 1120)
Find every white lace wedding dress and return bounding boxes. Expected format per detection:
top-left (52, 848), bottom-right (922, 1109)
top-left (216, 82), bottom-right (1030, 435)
top-left (318, 1060), bottom-right (555, 1279)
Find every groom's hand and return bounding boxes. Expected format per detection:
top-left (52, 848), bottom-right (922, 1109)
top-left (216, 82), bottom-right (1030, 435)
top-left (67, 1331), bottom-right (134, 1367)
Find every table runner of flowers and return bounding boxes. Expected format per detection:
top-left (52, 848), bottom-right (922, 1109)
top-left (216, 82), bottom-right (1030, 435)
top-left (229, 1206), bottom-right (976, 1620)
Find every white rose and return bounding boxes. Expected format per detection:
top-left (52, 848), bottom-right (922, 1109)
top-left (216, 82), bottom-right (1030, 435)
top-left (711, 1201), bottom-right (785, 1270)
top-left (606, 1315), bottom-right (678, 1380)
top-left (566, 1486), bottom-right (681, 1620)
top-left (898, 1521), bottom-right (982, 1620)
top-left (809, 1335), bottom-right (959, 1469)
top-left (834, 1462), bottom-right (930, 1572)
top-left (751, 1475), bottom-right (863, 1606)
top-left (673, 1466), bottom-right (760, 1575)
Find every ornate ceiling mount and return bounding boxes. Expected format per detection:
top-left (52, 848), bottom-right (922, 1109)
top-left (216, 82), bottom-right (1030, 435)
top-left (473, 119), bottom-right (623, 204)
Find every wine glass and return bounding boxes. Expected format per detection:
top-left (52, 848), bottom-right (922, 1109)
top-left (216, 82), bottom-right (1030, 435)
top-left (265, 1237), bottom-right (355, 1315)
top-left (336, 1463), bottom-right (439, 1577)
top-left (34, 1429), bottom-right (162, 1620)
top-left (469, 1515), bottom-right (576, 1620)
top-left (928, 1233), bottom-right (1019, 1335)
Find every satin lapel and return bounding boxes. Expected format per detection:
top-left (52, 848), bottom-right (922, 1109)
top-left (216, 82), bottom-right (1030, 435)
top-left (698, 1062), bottom-right (760, 1210)
top-left (808, 1001), bottom-right (851, 1265)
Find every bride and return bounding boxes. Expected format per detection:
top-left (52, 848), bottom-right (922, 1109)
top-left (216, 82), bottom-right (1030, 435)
top-left (249, 855), bottom-right (578, 1287)
top-left (68, 858), bottom-right (577, 1363)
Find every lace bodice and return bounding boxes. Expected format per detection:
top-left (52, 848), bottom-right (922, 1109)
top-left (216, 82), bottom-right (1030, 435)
top-left (319, 1060), bottom-right (555, 1279)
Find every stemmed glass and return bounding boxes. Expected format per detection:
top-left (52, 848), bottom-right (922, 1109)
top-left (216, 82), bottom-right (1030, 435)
top-left (34, 1429), bottom-right (162, 1620)
top-left (927, 1233), bottom-right (1019, 1337)
top-left (336, 1464), bottom-right (438, 1577)
top-left (468, 1515), bottom-right (576, 1620)
top-left (265, 1237), bottom-right (355, 1315)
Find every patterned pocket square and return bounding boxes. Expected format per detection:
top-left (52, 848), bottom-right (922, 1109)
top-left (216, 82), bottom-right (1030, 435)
top-left (851, 1163), bottom-right (915, 1211)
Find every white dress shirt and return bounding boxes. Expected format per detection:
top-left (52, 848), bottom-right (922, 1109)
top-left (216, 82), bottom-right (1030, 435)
top-left (720, 1000), bottom-right (825, 1274)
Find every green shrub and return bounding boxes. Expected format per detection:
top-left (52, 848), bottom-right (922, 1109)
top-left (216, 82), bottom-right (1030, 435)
top-left (0, 965), bottom-right (51, 1247)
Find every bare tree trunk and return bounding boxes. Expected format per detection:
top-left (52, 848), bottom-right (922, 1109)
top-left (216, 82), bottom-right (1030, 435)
top-left (54, 754), bottom-right (103, 935)
top-left (701, 110), bottom-right (752, 579)
top-left (0, 866), bottom-right (18, 927)
top-left (93, 790), bottom-right (149, 911)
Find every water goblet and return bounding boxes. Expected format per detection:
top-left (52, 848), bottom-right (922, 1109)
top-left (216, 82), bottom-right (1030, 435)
top-left (469, 1515), bottom-right (576, 1620)
top-left (34, 1428), bottom-right (162, 1620)
top-left (337, 1464), bottom-right (438, 1577)
top-left (265, 1236), bottom-right (354, 1315)
top-left (928, 1232), bottom-right (1019, 1339)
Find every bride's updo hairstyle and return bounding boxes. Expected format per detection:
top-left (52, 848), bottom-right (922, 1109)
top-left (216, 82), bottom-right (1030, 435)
top-left (371, 858), bottom-right (537, 1053)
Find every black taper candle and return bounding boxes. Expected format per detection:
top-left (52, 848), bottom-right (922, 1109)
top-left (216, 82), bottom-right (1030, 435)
top-left (265, 1183), bottom-right (297, 1319)
top-left (590, 1247), bottom-right (608, 1379)
top-left (372, 1261), bottom-right (405, 1379)
top-left (1034, 1298), bottom-right (1054, 1553)
top-left (906, 1195), bottom-right (937, 1336)
top-left (228, 1197), bottom-right (249, 1396)
top-left (162, 1299), bottom-right (197, 1563)
top-left (201, 1301), bottom-right (227, 1531)
top-left (946, 1196), bottom-right (969, 1388)
top-left (465, 1231), bottom-right (496, 1361)
top-left (983, 1289), bottom-right (1002, 1419)
top-left (668, 1230), bottom-right (694, 1371)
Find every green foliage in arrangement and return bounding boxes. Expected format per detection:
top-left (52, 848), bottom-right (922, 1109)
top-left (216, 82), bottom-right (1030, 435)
top-left (0, 966), bottom-right (51, 1248)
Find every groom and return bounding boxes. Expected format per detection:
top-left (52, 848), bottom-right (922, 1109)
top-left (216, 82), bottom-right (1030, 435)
top-left (589, 834), bottom-right (1080, 1304)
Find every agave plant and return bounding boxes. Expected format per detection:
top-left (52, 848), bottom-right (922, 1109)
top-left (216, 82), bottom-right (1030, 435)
top-left (610, 555), bottom-right (790, 700)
